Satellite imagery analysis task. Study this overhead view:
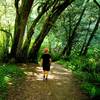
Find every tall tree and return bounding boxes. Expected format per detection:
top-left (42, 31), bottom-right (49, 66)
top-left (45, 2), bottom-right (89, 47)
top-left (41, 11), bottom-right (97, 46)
top-left (79, 19), bottom-right (92, 55)
top-left (22, 0), bottom-right (56, 57)
top-left (10, 0), bottom-right (34, 59)
top-left (82, 0), bottom-right (100, 55)
top-left (8, 0), bottom-right (75, 63)
top-left (62, 0), bottom-right (89, 57)
top-left (29, 0), bottom-right (74, 63)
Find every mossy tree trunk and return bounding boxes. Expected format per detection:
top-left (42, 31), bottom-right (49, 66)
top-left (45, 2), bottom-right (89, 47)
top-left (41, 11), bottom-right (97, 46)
top-left (29, 0), bottom-right (74, 63)
top-left (21, 0), bottom-right (54, 58)
top-left (10, 0), bottom-right (34, 61)
top-left (79, 19), bottom-right (92, 55)
top-left (82, 10), bottom-right (100, 55)
top-left (61, 0), bottom-right (89, 57)
top-left (82, 0), bottom-right (100, 55)
top-left (10, 0), bottom-right (74, 63)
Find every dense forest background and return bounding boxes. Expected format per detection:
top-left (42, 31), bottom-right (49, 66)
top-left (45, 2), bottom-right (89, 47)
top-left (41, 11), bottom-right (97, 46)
top-left (0, 0), bottom-right (100, 99)
top-left (0, 0), bottom-right (100, 63)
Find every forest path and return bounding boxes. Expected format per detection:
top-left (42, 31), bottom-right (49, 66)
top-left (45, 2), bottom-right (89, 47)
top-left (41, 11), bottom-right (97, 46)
top-left (8, 63), bottom-right (89, 100)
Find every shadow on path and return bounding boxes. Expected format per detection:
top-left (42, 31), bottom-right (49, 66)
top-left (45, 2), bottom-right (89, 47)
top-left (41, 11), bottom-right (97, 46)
top-left (8, 63), bottom-right (89, 100)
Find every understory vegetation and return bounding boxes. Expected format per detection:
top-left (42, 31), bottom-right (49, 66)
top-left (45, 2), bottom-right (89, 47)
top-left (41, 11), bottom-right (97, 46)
top-left (0, 0), bottom-right (100, 99)
top-left (58, 48), bottom-right (100, 99)
top-left (0, 64), bottom-right (25, 99)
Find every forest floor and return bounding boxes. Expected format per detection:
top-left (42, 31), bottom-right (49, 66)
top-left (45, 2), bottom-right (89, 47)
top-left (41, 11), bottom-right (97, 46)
top-left (8, 63), bottom-right (89, 100)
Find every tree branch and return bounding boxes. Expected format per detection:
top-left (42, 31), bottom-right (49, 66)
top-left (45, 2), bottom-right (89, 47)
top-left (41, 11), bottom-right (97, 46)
top-left (15, 0), bottom-right (20, 14)
top-left (0, 29), bottom-right (12, 40)
top-left (93, 0), bottom-right (100, 8)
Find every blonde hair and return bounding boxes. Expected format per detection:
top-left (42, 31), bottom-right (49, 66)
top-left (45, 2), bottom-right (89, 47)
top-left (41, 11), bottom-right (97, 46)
top-left (44, 48), bottom-right (49, 53)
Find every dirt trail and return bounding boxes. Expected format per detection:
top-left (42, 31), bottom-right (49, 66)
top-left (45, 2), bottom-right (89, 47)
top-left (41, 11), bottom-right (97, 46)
top-left (8, 63), bottom-right (89, 100)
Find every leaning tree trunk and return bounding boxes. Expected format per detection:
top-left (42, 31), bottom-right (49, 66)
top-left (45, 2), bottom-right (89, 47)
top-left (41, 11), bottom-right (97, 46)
top-left (10, 0), bottom-right (34, 61)
top-left (21, 0), bottom-right (55, 57)
top-left (21, 13), bottom-right (43, 59)
top-left (29, 16), bottom-right (53, 63)
top-left (79, 19), bottom-right (92, 55)
top-left (82, 10), bottom-right (100, 55)
top-left (29, 0), bottom-right (74, 63)
top-left (82, 0), bottom-right (100, 55)
top-left (62, 0), bottom-right (89, 57)
top-left (62, 13), bottom-right (72, 56)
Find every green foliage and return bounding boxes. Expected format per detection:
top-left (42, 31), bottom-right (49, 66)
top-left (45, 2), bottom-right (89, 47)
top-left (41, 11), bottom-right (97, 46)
top-left (81, 82), bottom-right (100, 98)
top-left (39, 33), bottom-right (62, 61)
top-left (39, 46), bottom-right (61, 61)
top-left (51, 52), bottom-right (60, 61)
top-left (58, 53), bottom-right (100, 98)
top-left (57, 59), bottom-right (76, 71)
top-left (0, 64), bottom-right (25, 99)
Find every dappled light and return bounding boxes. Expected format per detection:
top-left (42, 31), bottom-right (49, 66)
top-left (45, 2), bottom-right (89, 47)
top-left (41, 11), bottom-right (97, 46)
top-left (7, 63), bottom-right (89, 100)
top-left (0, 0), bottom-right (100, 99)
top-left (24, 72), bottom-right (33, 76)
top-left (22, 63), bottom-right (72, 81)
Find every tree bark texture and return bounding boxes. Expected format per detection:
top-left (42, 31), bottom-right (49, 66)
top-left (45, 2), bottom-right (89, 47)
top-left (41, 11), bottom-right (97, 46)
top-left (82, 11), bottom-right (100, 55)
top-left (10, 0), bottom-right (34, 60)
top-left (82, 0), bottom-right (100, 55)
top-left (22, 0), bottom-right (54, 56)
top-left (62, 0), bottom-right (89, 57)
top-left (29, 0), bottom-right (74, 63)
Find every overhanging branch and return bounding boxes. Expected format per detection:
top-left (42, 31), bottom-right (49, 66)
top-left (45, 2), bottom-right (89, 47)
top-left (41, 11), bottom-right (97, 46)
top-left (0, 29), bottom-right (12, 40)
top-left (93, 0), bottom-right (100, 8)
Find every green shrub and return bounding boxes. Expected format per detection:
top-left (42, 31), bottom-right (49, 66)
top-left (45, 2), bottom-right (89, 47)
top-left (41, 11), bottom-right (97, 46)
top-left (51, 53), bottom-right (61, 61)
top-left (57, 60), bottom-right (76, 71)
top-left (58, 55), bottom-right (100, 99)
top-left (0, 64), bottom-right (25, 99)
top-left (81, 82), bottom-right (100, 98)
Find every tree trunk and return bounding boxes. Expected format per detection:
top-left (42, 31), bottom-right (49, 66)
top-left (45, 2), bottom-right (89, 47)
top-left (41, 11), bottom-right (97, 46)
top-left (29, 0), bottom-right (74, 63)
top-left (28, 16), bottom-right (56, 63)
top-left (10, 9), bottom-right (20, 57)
top-left (62, 0), bottom-right (89, 57)
top-left (22, 1), bottom-right (51, 58)
top-left (82, 10), bottom-right (100, 55)
top-left (61, 13), bottom-right (72, 56)
top-left (79, 19), bottom-right (91, 55)
top-left (10, 0), bottom-right (34, 60)
top-left (21, 0), bottom-right (59, 59)
top-left (82, 0), bottom-right (100, 55)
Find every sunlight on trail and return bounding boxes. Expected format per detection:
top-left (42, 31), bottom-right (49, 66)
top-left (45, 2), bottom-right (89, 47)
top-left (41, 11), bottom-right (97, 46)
top-left (34, 65), bottom-right (55, 81)
top-left (8, 63), bottom-right (89, 100)
top-left (24, 72), bottom-right (33, 76)
top-left (52, 71), bottom-right (70, 75)
top-left (24, 63), bottom-right (72, 81)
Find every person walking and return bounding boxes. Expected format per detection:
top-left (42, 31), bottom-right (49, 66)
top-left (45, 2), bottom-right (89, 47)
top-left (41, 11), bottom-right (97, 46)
top-left (41, 48), bottom-right (51, 80)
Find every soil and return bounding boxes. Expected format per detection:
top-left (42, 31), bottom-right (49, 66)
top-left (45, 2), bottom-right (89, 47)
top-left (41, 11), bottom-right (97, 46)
top-left (8, 63), bottom-right (89, 100)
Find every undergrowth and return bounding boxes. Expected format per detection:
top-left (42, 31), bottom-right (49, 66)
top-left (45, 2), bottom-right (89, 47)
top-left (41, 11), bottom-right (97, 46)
top-left (58, 55), bottom-right (100, 99)
top-left (0, 64), bottom-right (25, 100)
